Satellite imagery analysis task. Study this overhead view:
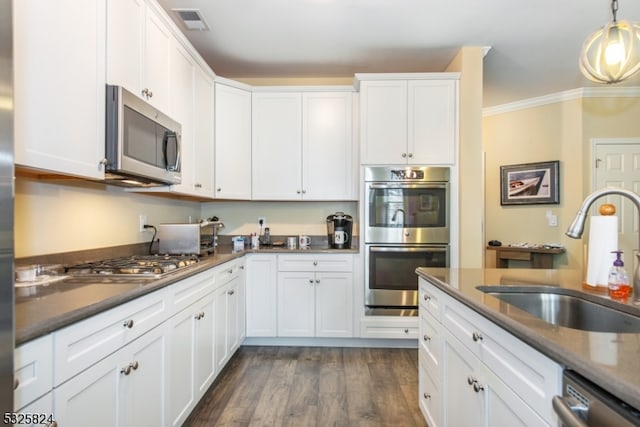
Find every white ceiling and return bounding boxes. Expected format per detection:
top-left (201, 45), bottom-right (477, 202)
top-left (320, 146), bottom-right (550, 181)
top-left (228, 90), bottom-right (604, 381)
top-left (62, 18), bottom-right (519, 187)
top-left (155, 0), bottom-right (640, 107)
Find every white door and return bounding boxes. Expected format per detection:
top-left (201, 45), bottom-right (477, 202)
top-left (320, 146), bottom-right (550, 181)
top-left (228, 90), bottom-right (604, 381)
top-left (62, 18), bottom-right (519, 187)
top-left (277, 272), bottom-right (315, 336)
top-left (594, 139), bottom-right (640, 273)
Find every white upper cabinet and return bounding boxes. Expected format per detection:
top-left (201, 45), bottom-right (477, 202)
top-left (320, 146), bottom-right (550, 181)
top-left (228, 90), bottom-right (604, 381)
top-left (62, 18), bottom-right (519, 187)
top-left (302, 92), bottom-right (354, 200)
top-left (358, 74), bottom-right (458, 165)
top-left (214, 80), bottom-right (252, 200)
top-left (14, 0), bottom-right (107, 180)
top-left (252, 92), bottom-right (303, 200)
top-left (191, 67), bottom-right (215, 198)
top-left (252, 90), bottom-right (354, 200)
top-left (107, 0), bottom-right (171, 112)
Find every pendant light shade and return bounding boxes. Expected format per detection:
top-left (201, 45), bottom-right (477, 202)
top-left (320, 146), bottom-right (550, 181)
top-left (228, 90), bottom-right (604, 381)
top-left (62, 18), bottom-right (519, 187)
top-left (580, 0), bottom-right (640, 84)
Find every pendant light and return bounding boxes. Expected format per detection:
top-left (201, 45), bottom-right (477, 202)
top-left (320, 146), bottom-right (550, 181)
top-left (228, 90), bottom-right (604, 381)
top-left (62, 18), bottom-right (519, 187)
top-left (580, 0), bottom-right (640, 83)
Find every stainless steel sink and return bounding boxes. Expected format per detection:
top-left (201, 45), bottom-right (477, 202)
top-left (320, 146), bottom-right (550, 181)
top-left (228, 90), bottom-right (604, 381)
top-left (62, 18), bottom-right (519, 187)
top-left (476, 286), bottom-right (640, 333)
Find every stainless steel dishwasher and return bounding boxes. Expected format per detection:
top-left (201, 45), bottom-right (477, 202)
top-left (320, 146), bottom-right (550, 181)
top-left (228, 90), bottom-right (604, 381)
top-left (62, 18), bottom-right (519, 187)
top-left (553, 370), bottom-right (640, 426)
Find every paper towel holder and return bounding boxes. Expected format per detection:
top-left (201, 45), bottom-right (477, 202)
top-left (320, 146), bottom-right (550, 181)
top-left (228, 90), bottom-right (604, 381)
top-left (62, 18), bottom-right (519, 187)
top-left (566, 188), bottom-right (640, 303)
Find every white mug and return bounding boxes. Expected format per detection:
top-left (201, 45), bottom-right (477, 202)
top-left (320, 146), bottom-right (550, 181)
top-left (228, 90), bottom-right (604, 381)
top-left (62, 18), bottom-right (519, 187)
top-left (334, 231), bottom-right (349, 244)
top-left (299, 235), bottom-right (311, 248)
top-left (287, 236), bottom-right (297, 250)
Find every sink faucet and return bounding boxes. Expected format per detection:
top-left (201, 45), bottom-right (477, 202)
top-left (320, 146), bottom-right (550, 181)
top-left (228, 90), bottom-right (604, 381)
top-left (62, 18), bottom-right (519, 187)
top-left (566, 187), bottom-right (640, 303)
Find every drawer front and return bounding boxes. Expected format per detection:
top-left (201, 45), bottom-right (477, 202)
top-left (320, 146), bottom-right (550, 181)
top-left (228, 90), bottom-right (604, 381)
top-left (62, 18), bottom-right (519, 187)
top-left (53, 288), bottom-right (167, 385)
top-left (14, 334), bottom-right (53, 411)
top-left (419, 310), bottom-right (442, 377)
top-left (169, 269), bottom-right (216, 315)
top-left (443, 293), bottom-right (560, 425)
top-left (278, 254), bottom-right (353, 272)
top-left (360, 317), bottom-right (418, 339)
top-left (419, 278), bottom-right (442, 321)
top-left (215, 258), bottom-right (245, 285)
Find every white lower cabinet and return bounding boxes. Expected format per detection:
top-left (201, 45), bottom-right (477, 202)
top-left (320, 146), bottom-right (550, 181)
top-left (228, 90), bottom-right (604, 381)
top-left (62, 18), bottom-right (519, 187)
top-left (277, 254), bottom-right (353, 338)
top-left (245, 254), bottom-right (278, 337)
top-left (166, 271), bottom-right (216, 427)
top-left (14, 334), bottom-right (53, 412)
top-left (53, 322), bottom-right (168, 427)
top-left (418, 278), bottom-right (560, 427)
top-left (215, 259), bottom-right (246, 371)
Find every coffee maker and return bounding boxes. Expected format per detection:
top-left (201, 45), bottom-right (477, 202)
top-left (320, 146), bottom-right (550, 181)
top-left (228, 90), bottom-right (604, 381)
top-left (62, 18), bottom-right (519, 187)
top-left (326, 212), bottom-right (353, 249)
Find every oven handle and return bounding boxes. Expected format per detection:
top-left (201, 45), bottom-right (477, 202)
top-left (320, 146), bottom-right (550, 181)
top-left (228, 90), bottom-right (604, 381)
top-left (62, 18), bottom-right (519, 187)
top-left (552, 396), bottom-right (588, 427)
top-left (370, 246), bottom-right (448, 253)
top-left (368, 183), bottom-right (448, 190)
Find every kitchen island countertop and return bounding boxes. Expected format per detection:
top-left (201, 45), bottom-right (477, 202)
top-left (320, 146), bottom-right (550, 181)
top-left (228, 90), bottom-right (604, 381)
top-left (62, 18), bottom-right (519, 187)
top-left (16, 245), bottom-right (357, 345)
top-left (416, 267), bottom-right (640, 413)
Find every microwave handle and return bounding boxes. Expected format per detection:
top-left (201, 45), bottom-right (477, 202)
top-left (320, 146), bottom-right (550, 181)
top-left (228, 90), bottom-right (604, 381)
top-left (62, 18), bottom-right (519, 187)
top-left (163, 131), bottom-right (180, 172)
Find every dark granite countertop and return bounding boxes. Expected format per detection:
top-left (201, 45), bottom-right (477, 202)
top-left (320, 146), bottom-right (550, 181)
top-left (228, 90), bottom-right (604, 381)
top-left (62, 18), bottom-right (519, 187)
top-left (15, 245), bottom-right (357, 345)
top-left (416, 267), bottom-right (640, 412)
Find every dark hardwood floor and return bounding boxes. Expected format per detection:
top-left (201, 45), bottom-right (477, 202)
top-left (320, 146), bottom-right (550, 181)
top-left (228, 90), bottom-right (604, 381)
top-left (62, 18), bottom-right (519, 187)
top-left (184, 346), bottom-right (427, 427)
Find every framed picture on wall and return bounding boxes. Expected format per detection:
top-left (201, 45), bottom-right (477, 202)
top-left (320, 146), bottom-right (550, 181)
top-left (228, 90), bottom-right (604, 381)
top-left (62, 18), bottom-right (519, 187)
top-left (500, 160), bottom-right (560, 205)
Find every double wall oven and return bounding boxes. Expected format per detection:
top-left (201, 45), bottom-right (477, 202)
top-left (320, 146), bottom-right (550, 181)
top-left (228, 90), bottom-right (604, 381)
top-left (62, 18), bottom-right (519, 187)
top-left (364, 166), bottom-right (450, 316)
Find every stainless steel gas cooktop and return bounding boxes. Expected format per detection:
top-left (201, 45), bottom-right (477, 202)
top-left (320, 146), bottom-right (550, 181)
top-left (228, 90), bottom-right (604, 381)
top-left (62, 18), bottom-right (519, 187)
top-left (65, 254), bottom-right (200, 278)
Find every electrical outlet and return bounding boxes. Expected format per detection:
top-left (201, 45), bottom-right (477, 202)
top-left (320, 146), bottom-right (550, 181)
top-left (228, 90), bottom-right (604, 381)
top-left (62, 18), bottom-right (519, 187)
top-left (139, 214), bottom-right (147, 232)
top-left (258, 217), bottom-right (266, 227)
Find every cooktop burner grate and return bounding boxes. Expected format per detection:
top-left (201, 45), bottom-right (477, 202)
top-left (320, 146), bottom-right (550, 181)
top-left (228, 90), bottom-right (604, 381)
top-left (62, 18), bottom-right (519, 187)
top-left (65, 254), bottom-right (200, 277)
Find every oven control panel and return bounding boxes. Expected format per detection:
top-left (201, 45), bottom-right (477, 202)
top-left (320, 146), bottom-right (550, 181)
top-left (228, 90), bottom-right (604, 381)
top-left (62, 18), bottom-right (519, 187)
top-left (390, 169), bottom-right (425, 180)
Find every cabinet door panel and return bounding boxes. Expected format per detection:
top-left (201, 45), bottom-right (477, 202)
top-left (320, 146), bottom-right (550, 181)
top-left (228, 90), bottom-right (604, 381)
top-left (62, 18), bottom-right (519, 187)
top-left (252, 93), bottom-right (302, 199)
top-left (302, 92), bottom-right (354, 200)
top-left (277, 272), bottom-right (315, 336)
top-left (408, 80), bottom-right (456, 165)
top-left (360, 80), bottom-right (407, 164)
top-left (192, 67), bottom-right (215, 196)
top-left (144, 7), bottom-right (171, 111)
top-left (315, 272), bottom-right (353, 337)
top-left (167, 308), bottom-right (196, 426)
top-left (126, 325), bottom-right (167, 427)
top-left (14, 0), bottom-right (106, 179)
top-left (246, 254), bottom-right (277, 337)
top-left (195, 294), bottom-right (216, 398)
top-left (215, 83), bottom-right (252, 199)
top-left (106, 0), bottom-right (143, 92)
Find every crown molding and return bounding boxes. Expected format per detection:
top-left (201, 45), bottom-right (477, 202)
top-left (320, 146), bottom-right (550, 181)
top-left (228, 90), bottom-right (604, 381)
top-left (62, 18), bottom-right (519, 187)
top-left (483, 86), bottom-right (640, 117)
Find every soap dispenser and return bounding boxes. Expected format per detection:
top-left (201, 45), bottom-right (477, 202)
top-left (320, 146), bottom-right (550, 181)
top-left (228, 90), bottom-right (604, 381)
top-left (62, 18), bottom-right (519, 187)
top-left (608, 250), bottom-right (631, 299)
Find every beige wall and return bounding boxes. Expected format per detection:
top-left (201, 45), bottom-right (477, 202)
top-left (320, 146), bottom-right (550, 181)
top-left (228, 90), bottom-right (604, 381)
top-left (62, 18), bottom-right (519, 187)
top-left (15, 178), bottom-right (201, 257)
top-left (483, 92), bottom-right (640, 270)
top-left (446, 47), bottom-right (485, 267)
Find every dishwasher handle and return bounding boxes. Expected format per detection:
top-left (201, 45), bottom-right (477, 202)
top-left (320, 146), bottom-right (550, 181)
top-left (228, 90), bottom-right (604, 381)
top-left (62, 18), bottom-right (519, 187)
top-left (553, 395), bottom-right (588, 427)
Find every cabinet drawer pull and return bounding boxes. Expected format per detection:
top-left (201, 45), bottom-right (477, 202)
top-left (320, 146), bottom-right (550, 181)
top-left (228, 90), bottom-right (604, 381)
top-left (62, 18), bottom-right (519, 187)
top-left (472, 331), bottom-right (483, 342)
top-left (123, 319), bottom-right (134, 329)
top-left (423, 334), bottom-right (431, 341)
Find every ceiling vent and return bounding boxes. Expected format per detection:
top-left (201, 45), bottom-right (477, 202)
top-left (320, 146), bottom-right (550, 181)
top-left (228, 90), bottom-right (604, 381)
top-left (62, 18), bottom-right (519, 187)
top-left (173, 9), bottom-right (209, 31)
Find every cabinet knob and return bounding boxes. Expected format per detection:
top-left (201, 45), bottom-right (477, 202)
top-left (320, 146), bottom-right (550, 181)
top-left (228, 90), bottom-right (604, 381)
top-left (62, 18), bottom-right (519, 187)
top-left (309, 279), bottom-right (314, 284)
top-left (472, 331), bottom-right (483, 342)
top-left (302, 189), bottom-right (307, 194)
top-left (217, 188), bottom-right (222, 192)
top-left (131, 361), bottom-right (139, 371)
top-left (297, 190), bottom-right (302, 194)
top-left (423, 334), bottom-right (431, 341)
top-left (423, 294), bottom-right (431, 301)
top-left (99, 158), bottom-right (108, 166)
top-left (473, 381), bottom-right (485, 393)
top-left (408, 153), bottom-right (413, 158)
top-left (404, 328), bottom-right (409, 334)
top-left (121, 365), bottom-right (132, 375)
top-left (228, 290), bottom-right (235, 295)
top-left (123, 319), bottom-right (134, 329)
top-left (194, 183), bottom-right (202, 188)
top-left (402, 153), bottom-right (407, 158)
top-left (315, 279), bottom-right (320, 284)
top-left (423, 392), bottom-right (431, 399)
top-left (13, 377), bottom-right (19, 390)
top-left (313, 261), bottom-right (318, 266)
top-left (467, 375), bottom-right (476, 385)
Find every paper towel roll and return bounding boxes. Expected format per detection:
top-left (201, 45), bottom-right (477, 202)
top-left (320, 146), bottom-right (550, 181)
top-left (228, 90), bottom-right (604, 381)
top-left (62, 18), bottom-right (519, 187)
top-left (585, 215), bottom-right (618, 287)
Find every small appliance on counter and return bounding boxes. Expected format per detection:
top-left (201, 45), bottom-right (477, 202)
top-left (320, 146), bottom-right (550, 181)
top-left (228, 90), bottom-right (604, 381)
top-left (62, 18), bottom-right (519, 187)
top-left (327, 212), bottom-right (353, 249)
top-left (158, 219), bottom-right (224, 256)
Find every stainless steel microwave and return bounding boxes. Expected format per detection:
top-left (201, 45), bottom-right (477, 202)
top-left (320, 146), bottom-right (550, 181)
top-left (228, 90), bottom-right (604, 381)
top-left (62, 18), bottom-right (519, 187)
top-left (105, 85), bottom-right (181, 187)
